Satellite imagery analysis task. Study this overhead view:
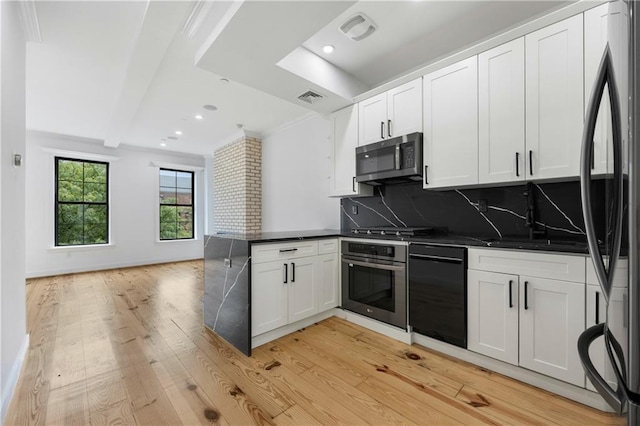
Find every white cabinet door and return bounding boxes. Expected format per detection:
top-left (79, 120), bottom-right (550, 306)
top-left (525, 14), bottom-right (583, 180)
top-left (251, 261), bottom-right (288, 336)
top-left (287, 257), bottom-right (318, 323)
top-left (317, 253), bottom-right (339, 312)
top-left (358, 93), bottom-right (387, 145)
top-left (330, 105), bottom-right (373, 197)
top-left (586, 285), bottom-right (628, 392)
top-left (478, 38), bottom-right (526, 184)
top-left (519, 276), bottom-right (585, 386)
top-left (423, 56), bottom-right (478, 189)
top-left (584, 3), bottom-right (612, 176)
top-left (468, 270), bottom-right (519, 365)
top-left (387, 78), bottom-right (423, 138)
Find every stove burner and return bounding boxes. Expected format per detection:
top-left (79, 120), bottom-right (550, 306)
top-left (352, 227), bottom-right (445, 237)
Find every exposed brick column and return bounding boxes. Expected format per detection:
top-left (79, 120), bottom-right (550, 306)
top-left (213, 136), bottom-right (262, 234)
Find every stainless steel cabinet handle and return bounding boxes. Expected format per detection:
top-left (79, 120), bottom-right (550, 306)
top-left (388, 119), bottom-right (392, 137)
top-left (352, 176), bottom-right (356, 192)
top-left (283, 263), bottom-right (288, 284)
top-left (509, 280), bottom-right (513, 308)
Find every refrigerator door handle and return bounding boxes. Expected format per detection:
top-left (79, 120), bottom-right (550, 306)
top-left (580, 44), bottom-right (623, 304)
top-left (578, 323), bottom-right (625, 414)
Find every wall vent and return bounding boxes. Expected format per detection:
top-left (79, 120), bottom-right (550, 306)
top-left (297, 90), bottom-right (324, 104)
top-left (340, 13), bottom-right (377, 41)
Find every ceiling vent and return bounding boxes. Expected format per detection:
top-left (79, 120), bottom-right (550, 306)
top-left (339, 13), bottom-right (377, 41)
top-left (297, 90), bottom-right (324, 104)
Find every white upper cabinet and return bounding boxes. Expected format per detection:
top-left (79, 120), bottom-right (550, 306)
top-left (478, 38), bottom-right (526, 184)
top-left (329, 105), bottom-right (373, 198)
top-left (525, 14), bottom-right (584, 180)
top-left (358, 78), bottom-right (422, 145)
top-left (423, 56), bottom-right (478, 189)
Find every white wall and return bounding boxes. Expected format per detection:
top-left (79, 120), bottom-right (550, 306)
top-left (1, 1), bottom-right (28, 419)
top-left (25, 132), bottom-right (205, 277)
top-left (261, 114), bottom-right (340, 232)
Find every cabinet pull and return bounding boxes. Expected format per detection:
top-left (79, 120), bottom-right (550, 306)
top-left (595, 291), bottom-right (600, 324)
top-left (283, 263), bottom-right (288, 284)
top-left (381, 121), bottom-right (385, 139)
top-left (279, 248), bottom-right (298, 253)
top-left (509, 280), bottom-right (513, 308)
top-left (352, 176), bottom-right (356, 192)
top-left (424, 165), bottom-right (429, 185)
top-left (388, 119), bottom-right (392, 137)
top-left (291, 263), bottom-right (295, 283)
top-left (591, 141), bottom-right (595, 170)
top-left (624, 293), bottom-right (628, 328)
top-left (524, 281), bottom-right (529, 310)
top-left (529, 150), bottom-right (533, 175)
top-left (515, 153), bottom-right (520, 177)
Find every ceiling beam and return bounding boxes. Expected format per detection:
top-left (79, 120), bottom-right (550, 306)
top-left (18, 0), bottom-right (42, 43)
top-left (181, 0), bottom-right (214, 39)
top-left (104, 1), bottom-right (190, 148)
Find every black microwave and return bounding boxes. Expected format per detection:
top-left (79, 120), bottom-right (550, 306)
top-left (355, 132), bottom-right (423, 185)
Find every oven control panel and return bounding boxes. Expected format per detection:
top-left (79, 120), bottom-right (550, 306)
top-left (347, 242), bottom-right (395, 258)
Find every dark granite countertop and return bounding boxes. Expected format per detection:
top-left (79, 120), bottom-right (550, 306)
top-left (205, 230), bottom-right (591, 254)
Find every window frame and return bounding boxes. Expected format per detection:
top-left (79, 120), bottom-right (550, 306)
top-left (54, 156), bottom-right (110, 247)
top-left (159, 168), bottom-right (195, 241)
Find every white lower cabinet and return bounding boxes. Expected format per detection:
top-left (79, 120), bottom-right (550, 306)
top-left (467, 248), bottom-right (586, 387)
top-left (251, 239), bottom-right (339, 337)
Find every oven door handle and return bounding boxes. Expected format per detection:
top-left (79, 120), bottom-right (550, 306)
top-left (341, 257), bottom-right (405, 271)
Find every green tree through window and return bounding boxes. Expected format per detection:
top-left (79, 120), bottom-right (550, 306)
top-left (160, 169), bottom-right (194, 240)
top-left (55, 158), bottom-right (109, 246)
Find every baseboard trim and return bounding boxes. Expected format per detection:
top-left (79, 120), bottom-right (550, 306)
top-left (1, 334), bottom-right (30, 422)
top-left (25, 256), bottom-right (203, 278)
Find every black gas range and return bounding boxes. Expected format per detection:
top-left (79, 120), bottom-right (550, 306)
top-left (350, 226), bottom-right (446, 237)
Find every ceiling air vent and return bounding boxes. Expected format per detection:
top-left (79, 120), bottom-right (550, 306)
top-left (297, 90), bottom-right (324, 104)
top-left (340, 13), bottom-right (377, 41)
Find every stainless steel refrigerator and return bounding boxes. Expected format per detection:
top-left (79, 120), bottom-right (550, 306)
top-left (578, 1), bottom-right (640, 424)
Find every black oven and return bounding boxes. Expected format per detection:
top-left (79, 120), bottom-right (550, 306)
top-left (341, 240), bottom-right (407, 329)
top-left (355, 132), bottom-right (422, 185)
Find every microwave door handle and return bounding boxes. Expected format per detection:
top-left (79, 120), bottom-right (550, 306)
top-left (395, 144), bottom-right (401, 170)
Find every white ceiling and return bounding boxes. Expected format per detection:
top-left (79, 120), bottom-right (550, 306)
top-left (26, 0), bottom-right (574, 157)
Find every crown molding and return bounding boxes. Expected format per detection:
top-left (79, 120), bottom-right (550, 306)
top-left (18, 0), bottom-right (42, 43)
top-left (181, 0), bottom-right (214, 39)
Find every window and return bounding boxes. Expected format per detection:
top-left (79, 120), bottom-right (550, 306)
top-left (159, 168), bottom-right (194, 240)
top-left (55, 157), bottom-right (109, 246)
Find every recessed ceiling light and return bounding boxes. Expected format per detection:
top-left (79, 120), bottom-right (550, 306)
top-left (167, 136), bottom-right (178, 140)
top-left (175, 130), bottom-right (183, 135)
top-left (160, 143), bottom-right (166, 147)
top-left (203, 104), bottom-right (218, 111)
top-left (323, 44), bottom-right (335, 54)
top-left (195, 114), bottom-right (204, 120)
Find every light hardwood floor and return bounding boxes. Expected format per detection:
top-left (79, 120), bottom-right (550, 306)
top-left (5, 260), bottom-right (624, 425)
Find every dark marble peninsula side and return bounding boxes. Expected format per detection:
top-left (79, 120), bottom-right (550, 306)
top-left (203, 230), bottom-right (341, 356)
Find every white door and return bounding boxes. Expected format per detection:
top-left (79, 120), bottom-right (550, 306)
top-left (330, 105), bottom-right (372, 197)
top-left (387, 78), bottom-right (423, 138)
top-left (525, 14), bottom-right (583, 180)
top-left (423, 56), bottom-right (478, 189)
top-left (519, 276), bottom-right (585, 386)
top-left (317, 253), bottom-right (339, 312)
top-left (288, 256), bottom-right (319, 323)
top-left (478, 38), bottom-right (526, 184)
top-left (586, 285), bottom-right (628, 392)
top-left (251, 261), bottom-right (288, 336)
top-left (468, 270), bottom-right (519, 365)
top-left (358, 93), bottom-right (387, 145)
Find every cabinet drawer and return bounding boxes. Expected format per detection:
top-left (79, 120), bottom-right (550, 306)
top-left (318, 238), bottom-right (338, 255)
top-left (586, 257), bottom-right (628, 288)
top-left (252, 240), bottom-right (318, 264)
top-left (468, 248), bottom-right (585, 282)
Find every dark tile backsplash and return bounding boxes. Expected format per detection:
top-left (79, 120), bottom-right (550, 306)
top-left (340, 180), bottom-right (607, 242)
